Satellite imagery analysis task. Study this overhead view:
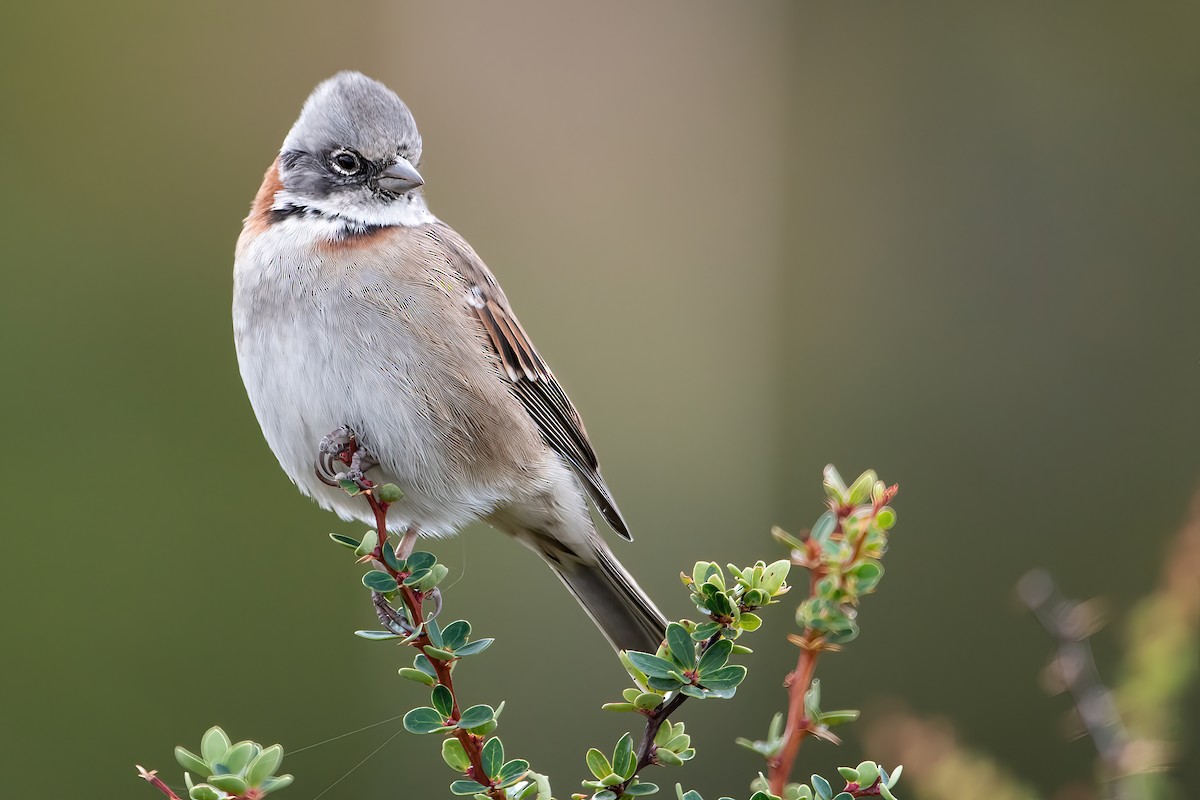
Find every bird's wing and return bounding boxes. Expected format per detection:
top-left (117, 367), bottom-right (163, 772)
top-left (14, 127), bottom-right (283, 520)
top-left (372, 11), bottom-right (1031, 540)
top-left (428, 222), bottom-right (632, 541)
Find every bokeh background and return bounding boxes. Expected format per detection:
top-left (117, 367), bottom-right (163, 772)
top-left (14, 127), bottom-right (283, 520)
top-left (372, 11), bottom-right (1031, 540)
top-left (1, 3), bottom-right (1196, 799)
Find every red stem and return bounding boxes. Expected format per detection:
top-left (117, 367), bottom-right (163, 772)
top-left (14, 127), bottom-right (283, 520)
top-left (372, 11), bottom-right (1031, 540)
top-left (365, 492), bottom-right (507, 800)
top-left (767, 488), bottom-right (896, 795)
top-left (136, 767), bottom-right (183, 800)
top-left (767, 638), bottom-right (822, 795)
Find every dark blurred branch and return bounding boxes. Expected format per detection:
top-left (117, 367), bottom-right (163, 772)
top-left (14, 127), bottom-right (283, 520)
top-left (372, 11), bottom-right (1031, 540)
top-left (1017, 571), bottom-right (1136, 800)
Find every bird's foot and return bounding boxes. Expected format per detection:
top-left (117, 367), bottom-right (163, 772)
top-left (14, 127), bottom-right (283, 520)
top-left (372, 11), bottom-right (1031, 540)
top-left (315, 426), bottom-right (379, 489)
top-left (372, 591), bottom-right (416, 636)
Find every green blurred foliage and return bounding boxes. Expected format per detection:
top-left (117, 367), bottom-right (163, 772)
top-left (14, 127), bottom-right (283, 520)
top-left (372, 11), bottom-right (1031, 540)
top-left (0, 2), bottom-right (1196, 800)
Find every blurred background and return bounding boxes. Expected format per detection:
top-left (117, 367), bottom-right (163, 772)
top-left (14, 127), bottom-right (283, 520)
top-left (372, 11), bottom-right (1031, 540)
top-left (1, 2), bottom-right (1196, 799)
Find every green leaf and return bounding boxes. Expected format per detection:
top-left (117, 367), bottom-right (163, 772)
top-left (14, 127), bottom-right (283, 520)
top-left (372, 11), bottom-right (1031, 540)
top-left (441, 620), bottom-right (471, 650)
top-left (656, 748), bottom-right (684, 766)
top-left (208, 774), bottom-right (248, 794)
top-left (381, 541), bottom-right (402, 571)
top-left (699, 664), bottom-right (746, 690)
top-left (760, 560), bottom-right (790, 594)
top-left (696, 638), bottom-right (732, 674)
top-left (426, 618), bottom-right (445, 648)
top-left (811, 511), bottom-right (836, 542)
top-left (690, 621), bottom-right (722, 641)
top-left (586, 748), bottom-right (613, 779)
top-left (450, 780), bottom-right (488, 795)
top-left (420, 563), bottom-right (449, 591)
top-left (375, 483), bottom-right (403, 504)
top-left (665, 623), bottom-right (695, 669)
top-left (852, 562), bottom-right (884, 593)
top-left (219, 741), bottom-right (257, 774)
top-left (739, 612), bottom-right (762, 631)
top-left (432, 684), bottom-right (455, 718)
top-left (635, 692), bottom-right (663, 711)
top-left (413, 654), bottom-right (437, 677)
top-left (355, 529), bottom-right (379, 557)
top-left (595, 791), bottom-right (618, 800)
top-left (847, 470), bottom-right (877, 506)
top-left (481, 737), bottom-right (505, 777)
top-left (407, 551), bottom-right (437, 572)
top-left (398, 667), bottom-right (436, 685)
top-left (454, 638), bottom-right (494, 657)
top-left (259, 774), bottom-right (293, 795)
top-left (832, 794), bottom-right (854, 800)
top-left (837, 767), bottom-right (859, 783)
top-left (875, 507), bottom-right (896, 530)
top-left (613, 732), bottom-right (635, 779)
top-left (246, 744), bottom-right (283, 786)
top-left (647, 675), bottom-right (684, 692)
top-left (495, 759), bottom-right (530, 786)
top-left (200, 727), bottom-right (230, 765)
top-left (403, 568), bottom-right (431, 586)
top-left (820, 709), bottom-right (860, 727)
top-left (804, 680), bottom-right (822, 718)
top-left (601, 703), bottom-right (637, 712)
top-left (424, 646), bottom-right (457, 662)
top-left (403, 707), bottom-right (445, 734)
top-left (887, 765), bottom-right (903, 787)
top-left (625, 782), bottom-right (660, 796)
top-left (822, 464), bottom-right (846, 499)
top-left (855, 762), bottom-right (879, 787)
top-left (329, 532), bottom-right (360, 549)
top-left (626, 651), bottom-right (678, 679)
top-left (189, 785), bottom-right (222, 800)
top-left (442, 738), bottom-right (471, 773)
top-left (175, 746), bottom-right (208, 775)
top-left (457, 704), bottom-right (495, 729)
top-left (362, 570), bottom-right (398, 593)
top-left (355, 629), bottom-right (404, 641)
top-left (811, 774), bottom-right (832, 800)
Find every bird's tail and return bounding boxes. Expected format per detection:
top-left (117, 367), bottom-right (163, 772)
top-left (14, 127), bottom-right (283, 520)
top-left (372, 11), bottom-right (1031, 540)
top-left (535, 538), bottom-right (667, 654)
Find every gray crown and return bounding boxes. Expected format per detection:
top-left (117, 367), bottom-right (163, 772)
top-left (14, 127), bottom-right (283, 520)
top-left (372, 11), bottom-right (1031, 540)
top-left (283, 71), bottom-right (422, 164)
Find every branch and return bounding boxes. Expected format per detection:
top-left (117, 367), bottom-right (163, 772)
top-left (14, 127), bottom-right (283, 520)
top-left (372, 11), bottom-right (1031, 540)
top-left (1018, 569), bottom-right (1135, 800)
top-left (767, 477), bottom-right (898, 796)
top-left (136, 766), bottom-right (183, 800)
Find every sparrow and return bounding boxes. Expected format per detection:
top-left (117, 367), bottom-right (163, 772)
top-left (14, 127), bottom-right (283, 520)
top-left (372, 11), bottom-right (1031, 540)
top-left (233, 71), bottom-right (667, 653)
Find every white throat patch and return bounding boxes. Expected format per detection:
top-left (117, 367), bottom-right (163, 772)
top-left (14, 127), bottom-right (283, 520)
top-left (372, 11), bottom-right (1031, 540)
top-left (272, 188), bottom-right (437, 231)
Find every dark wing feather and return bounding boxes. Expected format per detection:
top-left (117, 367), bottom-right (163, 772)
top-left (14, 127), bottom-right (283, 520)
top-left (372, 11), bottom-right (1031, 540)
top-left (429, 223), bottom-right (632, 540)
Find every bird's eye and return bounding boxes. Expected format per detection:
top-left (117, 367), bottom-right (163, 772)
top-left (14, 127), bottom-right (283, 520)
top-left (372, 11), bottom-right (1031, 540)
top-left (330, 150), bottom-right (363, 176)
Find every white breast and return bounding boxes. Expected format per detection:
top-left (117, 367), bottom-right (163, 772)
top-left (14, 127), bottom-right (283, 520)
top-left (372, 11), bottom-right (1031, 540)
top-left (232, 216), bottom-right (514, 536)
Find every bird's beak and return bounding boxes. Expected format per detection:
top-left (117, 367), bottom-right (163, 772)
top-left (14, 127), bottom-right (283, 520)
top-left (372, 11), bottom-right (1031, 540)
top-left (377, 156), bottom-right (424, 193)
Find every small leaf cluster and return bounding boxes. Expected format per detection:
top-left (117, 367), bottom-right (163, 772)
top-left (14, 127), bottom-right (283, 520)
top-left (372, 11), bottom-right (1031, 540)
top-left (583, 562), bottom-right (789, 800)
top-left (774, 466), bottom-right (897, 648)
top-left (329, 529), bottom-right (450, 597)
top-left (747, 760), bottom-right (903, 800)
top-left (173, 726), bottom-right (291, 800)
top-left (580, 732), bottom-right (658, 799)
top-left (444, 737), bottom-right (534, 797)
top-left (680, 560), bottom-right (791, 637)
top-left (611, 560), bottom-right (790, 710)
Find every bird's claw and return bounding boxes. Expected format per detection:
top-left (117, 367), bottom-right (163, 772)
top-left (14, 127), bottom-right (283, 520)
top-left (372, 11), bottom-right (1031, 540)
top-left (315, 426), bottom-right (379, 488)
top-left (373, 591), bottom-right (416, 636)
